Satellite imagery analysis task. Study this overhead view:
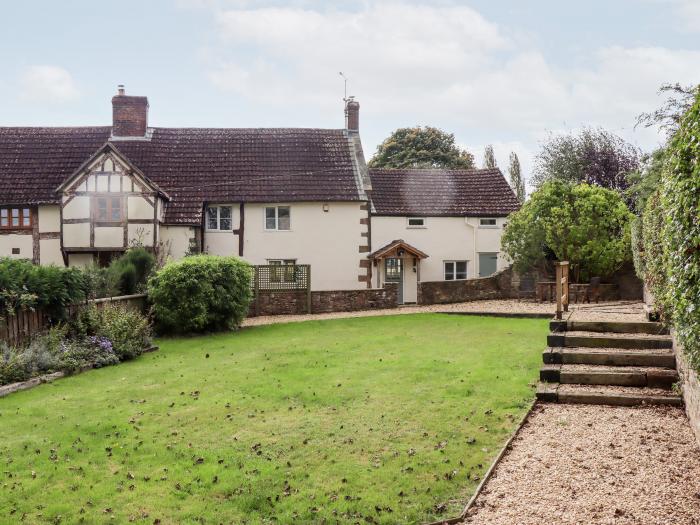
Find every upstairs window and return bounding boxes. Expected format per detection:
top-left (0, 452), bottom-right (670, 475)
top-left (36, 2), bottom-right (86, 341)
top-left (444, 260), bottom-right (468, 281)
top-left (94, 197), bottom-right (123, 222)
top-left (407, 217), bottom-right (426, 228)
top-left (207, 206), bottom-right (233, 231)
top-left (0, 207), bottom-right (31, 229)
top-left (479, 218), bottom-right (497, 228)
top-left (265, 206), bottom-right (291, 231)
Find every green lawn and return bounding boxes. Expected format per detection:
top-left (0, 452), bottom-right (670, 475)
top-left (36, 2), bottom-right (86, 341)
top-left (0, 314), bottom-right (547, 524)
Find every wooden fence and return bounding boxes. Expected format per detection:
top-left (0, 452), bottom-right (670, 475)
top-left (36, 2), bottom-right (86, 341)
top-left (0, 294), bottom-right (147, 348)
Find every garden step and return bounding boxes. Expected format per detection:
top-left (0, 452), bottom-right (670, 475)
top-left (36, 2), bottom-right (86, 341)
top-left (542, 347), bottom-right (676, 368)
top-left (547, 331), bottom-right (673, 350)
top-left (540, 364), bottom-right (677, 388)
top-left (549, 320), bottom-right (668, 335)
top-left (536, 382), bottom-right (683, 407)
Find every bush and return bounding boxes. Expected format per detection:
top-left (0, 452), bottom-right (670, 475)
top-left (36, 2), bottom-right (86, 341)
top-left (80, 263), bottom-right (119, 299)
top-left (0, 325), bottom-right (66, 385)
top-left (501, 181), bottom-right (633, 282)
top-left (98, 304), bottom-right (152, 360)
top-left (58, 336), bottom-right (119, 374)
top-left (109, 248), bottom-right (156, 296)
top-left (0, 258), bottom-right (86, 319)
top-left (662, 91), bottom-right (700, 369)
top-left (148, 255), bottom-right (253, 334)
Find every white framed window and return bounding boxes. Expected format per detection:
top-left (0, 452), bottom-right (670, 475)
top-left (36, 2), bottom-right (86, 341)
top-left (268, 259), bottom-right (297, 282)
top-left (444, 260), bottom-right (468, 281)
top-left (206, 206), bottom-right (233, 231)
top-left (407, 217), bottom-right (426, 228)
top-left (479, 218), bottom-right (498, 228)
top-left (265, 206), bottom-right (291, 231)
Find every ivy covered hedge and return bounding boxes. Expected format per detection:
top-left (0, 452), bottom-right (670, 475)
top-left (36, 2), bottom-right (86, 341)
top-left (635, 90), bottom-right (700, 370)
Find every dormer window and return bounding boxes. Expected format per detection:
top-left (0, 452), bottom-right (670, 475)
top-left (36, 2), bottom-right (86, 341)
top-left (94, 197), bottom-right (123, 222)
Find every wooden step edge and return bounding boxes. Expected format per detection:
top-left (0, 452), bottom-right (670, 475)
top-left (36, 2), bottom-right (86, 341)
top-left (559, 368), bottom-right (678, 388)
top-left (557, 387), bottom-right (683, 407)
top-left (550, 320), bottom-right (669, 335)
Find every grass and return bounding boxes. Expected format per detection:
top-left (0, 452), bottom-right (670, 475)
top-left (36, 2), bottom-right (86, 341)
top-left (0, 314), bottom-right (547, 524)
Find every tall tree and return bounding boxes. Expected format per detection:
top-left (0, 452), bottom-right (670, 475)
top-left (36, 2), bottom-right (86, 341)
top-left (368, 126), bottom-right (474, 169)
top-left (636, 83), bottom-right (699, 137)
top-left (508, 152), bottom-right (526, 203)
top-left (483, 145), bottom-right (497, 169)
top-left (532, 127), bottom-right (641, 194)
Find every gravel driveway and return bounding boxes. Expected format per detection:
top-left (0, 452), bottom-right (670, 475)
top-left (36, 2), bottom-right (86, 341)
top-left (461, 403), bottom-right (700, 525)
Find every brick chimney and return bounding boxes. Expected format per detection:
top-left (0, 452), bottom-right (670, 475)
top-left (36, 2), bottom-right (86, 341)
top-left (112, 85), bottom-right (149, 138)
top-left (345, 97), bottom-right (359, 132)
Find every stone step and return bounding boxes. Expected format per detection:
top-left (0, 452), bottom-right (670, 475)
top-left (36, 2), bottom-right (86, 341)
top-left (536, 382), bottom-right (683, 407)
top-left (541, 364), bottom-right (678, 388)
top-left (543, 347), bottom-right (676, 368)
top-left (547, 331), bottom-right (673, 350)
top-left (550, 319), bottom-right (668, 335)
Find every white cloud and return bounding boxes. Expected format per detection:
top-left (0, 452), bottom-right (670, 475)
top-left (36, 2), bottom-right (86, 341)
top-left (19, 65), bottom-right (80, 102)
top-left (201, 1), bottom-right (700, 170)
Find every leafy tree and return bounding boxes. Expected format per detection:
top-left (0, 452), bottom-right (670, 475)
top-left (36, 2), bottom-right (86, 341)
top-left (636, 83), bottom-right (699, 137)
top-left (368, 126), bottom-right (474, 169)
top-left (501, 181), bottom-right (633, 282)
top-left (532, 128), bottom-right (641, 193)
top-left (483, 145), bottom-right (497, 169)
top-left (624, 147), bottom-right (666, 213)
top-left (508, 152), bottom-right (525, 203)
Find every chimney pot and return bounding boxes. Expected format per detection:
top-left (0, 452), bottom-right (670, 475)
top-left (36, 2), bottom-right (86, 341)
top-left (345, 97), bottom-right (360, 132)
top-left (112, 89), bottom-right (149, 138)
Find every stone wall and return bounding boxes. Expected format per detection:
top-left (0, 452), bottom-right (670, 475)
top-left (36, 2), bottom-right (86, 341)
top-left (418, 267), bottom-right (515, 305)
top-left (248, 284), bottom-right (398, 317)
top-left (673, 331), bottom-right (700, 445)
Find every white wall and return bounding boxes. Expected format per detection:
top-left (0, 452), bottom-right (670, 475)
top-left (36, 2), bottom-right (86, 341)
top-left (0, 233), bottom-right (33, 260)
top-left (371, 216), bottom-right (508, 284)
top-left (38, 205), bottom-right (61, 233)
top-left (39, 239), bottom-right (63, 266)
top-left (239, 202), bottom-right (367, 291)
top-left (161, 225), bottom-right (197, 260)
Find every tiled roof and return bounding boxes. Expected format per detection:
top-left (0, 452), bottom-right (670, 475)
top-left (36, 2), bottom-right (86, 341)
top-left (367, 239), bottom-right (429, 259)
top-left (0, 127), bottom-right (363, 224)
top-left (368, 168), bottom-right (520, 217)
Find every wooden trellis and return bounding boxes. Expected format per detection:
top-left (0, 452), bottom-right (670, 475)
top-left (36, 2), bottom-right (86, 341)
top-left (253, 264), bottom-right (311, 313)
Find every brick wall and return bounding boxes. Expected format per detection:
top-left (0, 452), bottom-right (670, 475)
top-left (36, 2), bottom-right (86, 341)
top-left (418, 267), bottom-right (515, 305)
top-left (248, 283), bottom-right (398, 317)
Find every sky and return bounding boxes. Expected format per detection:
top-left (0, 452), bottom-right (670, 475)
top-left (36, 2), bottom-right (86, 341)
top-left (1, 0), bottom-right (699, 183)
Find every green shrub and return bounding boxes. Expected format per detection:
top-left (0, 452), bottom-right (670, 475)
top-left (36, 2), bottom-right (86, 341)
top-left (148, 255), bottom-right (253, 334)
top-left (97, 304), bottom-right (152, 360)
top-left (109, 248), bottom-right (156, 295)
top-left (58, 336), bottom-right (119, 374)
top-left (68, 305), bottom-right (102, 338)
top-left (662, 91), bottom-right (700, 369)
top-left (80, 263), bottom-right (119, 299)
top-left (501, 181), bottom-right (634, 282)
top-left (640, 191), bottom-right (670, 316)
top-left (0, 258), bottom-right (86, 319)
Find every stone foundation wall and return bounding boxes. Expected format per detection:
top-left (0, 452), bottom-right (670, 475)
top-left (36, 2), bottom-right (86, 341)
top-left (418, 267), bottom-right (515, 305)
top-left (673, 331), bottom-right (700, 445)
top-left (248, 284), bottom-right (398, 317)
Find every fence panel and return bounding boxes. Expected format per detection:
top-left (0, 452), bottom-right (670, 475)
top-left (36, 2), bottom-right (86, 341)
top-left (253, 264), bottom-right (311, 313)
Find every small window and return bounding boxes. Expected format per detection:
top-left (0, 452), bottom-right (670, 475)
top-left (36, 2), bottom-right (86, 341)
top-left (407, 217), bottom-right (426, 228)
top-left (206, 206), bottom-right (233, 231)
top-left (264, 206), bottom-right (291, 231)
top-left (94, 197), bottom-right (123, 222)
top-left (268, 259), bottom-right (297, 282)
top-left (444, 261), bottom-right (468, 281)
top-left (479, 218), bottom-right (497, 227)
top-left (0, 207), bottom-right (32, 230)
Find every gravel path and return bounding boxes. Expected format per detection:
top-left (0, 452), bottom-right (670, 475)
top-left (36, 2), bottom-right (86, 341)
top-left (461, 404), bottom-right (700, 525)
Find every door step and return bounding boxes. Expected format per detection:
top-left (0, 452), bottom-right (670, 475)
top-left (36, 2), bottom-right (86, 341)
top-left (547, 331), bottom-right (673, 350)
top-left (540, 364), bottom-right (677, 388)
top-left (550, 320), bottom-right (668, 335)
top-left (543, 347), bottom-right (676, 368)
top-left (536, 382), bottom-right (682, 406)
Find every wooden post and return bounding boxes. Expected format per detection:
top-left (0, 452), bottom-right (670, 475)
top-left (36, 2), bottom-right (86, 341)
top-left (555, 261), bottom-right (569, 320)
top-left (306, 265), bottom-right (312, 314)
